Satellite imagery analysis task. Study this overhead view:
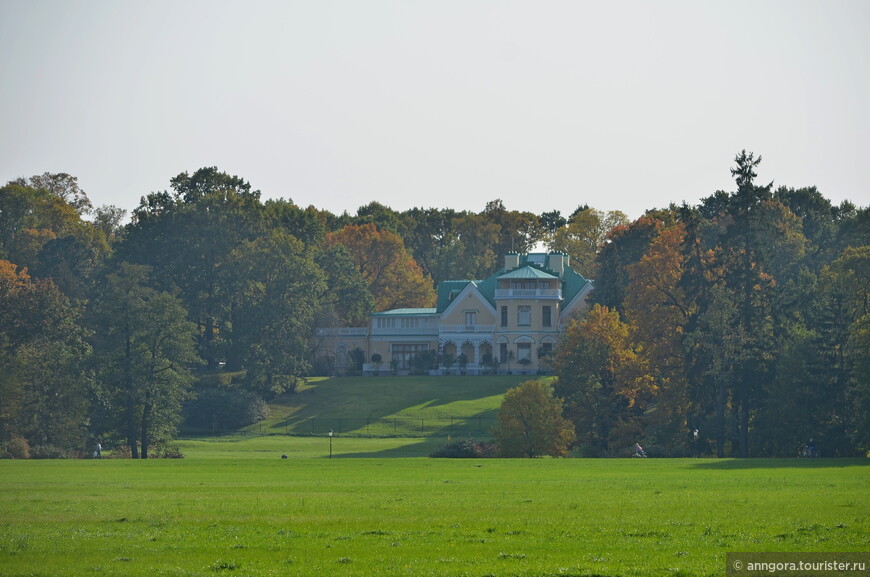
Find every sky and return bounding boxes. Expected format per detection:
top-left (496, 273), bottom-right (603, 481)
top-left (1, 0), bottom-right (868, 220)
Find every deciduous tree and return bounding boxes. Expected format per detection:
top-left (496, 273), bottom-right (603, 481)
top-left (552, 305), bottom-right (651, 456)
top-left (221, 232), bottom-right (326, 397)
top-left (493, 380), bottom-right (575, 458)
top-left (549, 208), bottom-right (629, 280)
top-left (119, 167), bottom-right (264, 367)
top-left (91, 263), bottom-right (200, 458)
top-left (0, 260), bottom-right (92, 453)
top-left (326, 223), bottom-right (435, 311)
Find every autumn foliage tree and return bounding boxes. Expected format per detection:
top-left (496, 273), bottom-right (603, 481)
top-left (622, 223), bottom-right (694, 452)
top-left (547, 208), bottom-right (628, 279)
top-left (326, 223), bottom-right (435, 311)
top-left (552, 304), bottom-right (653, 456)
top-left (0, 260), bottom-right (92, 455)
top-left (493, 380), bottom-right (575, 458)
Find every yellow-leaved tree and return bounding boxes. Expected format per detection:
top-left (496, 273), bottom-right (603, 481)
top-left (493, 380), bottom-right (575, 458)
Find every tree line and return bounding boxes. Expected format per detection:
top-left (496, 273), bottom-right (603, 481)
top-left (0, 152), bottom-right (867, 458)
top-left (551, 151), bottom-right (869, 458)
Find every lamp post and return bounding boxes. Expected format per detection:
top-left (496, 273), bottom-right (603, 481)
top-left (328, 429), bottom-right (333, 459)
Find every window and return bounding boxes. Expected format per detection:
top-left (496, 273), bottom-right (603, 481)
top-left (517, 342), bottom-right (532, 362)
top-left (392, 343), bottom-right (428, 369)
top-left (465, 311), bottom-right (477, 326)
top-left (500, 306), bottom-right (508, 327)
top-left (518, 305), bottom-right (531, 326)
top-left (542, 306), bottom-right (552, 327)
top-left (499, 343), bottom-right (508, 363)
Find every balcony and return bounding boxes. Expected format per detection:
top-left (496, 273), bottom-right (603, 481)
top-left (494, 288), bottom-right (562, 299)
top-left (439, 324), bottom-right (496, 334)
top-left (371, 327), bottom-right (439, 336)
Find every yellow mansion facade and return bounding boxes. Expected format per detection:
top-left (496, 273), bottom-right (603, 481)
top-left (315, 252), bottom-right (592, 375)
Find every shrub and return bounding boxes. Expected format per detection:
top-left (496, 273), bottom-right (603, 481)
top-left (102, 444), bottom-right (184, 459)
top-left (184, 388), bottom-right (270, 432)
top-left (411, 350), bottom-right (437, 375)
top-left (311, 355), bottom-right (335, 377)
top-left (2, 436), bottom-right (31, 459)
top-left (29, 444), bottom-right (76, 459)
top-left (106, 445), bottom-right (132, 459)
top-left (152, 444), bottom-right (184, 459)
top-left (430, 438), bottom-right (496, 458)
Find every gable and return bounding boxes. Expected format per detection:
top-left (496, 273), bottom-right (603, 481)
top-left (440, 282), bottom-right (497, 322)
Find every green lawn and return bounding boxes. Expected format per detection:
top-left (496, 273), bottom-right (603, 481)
top-left (3, 378), bottom-right (867, 576)
top-left (175, 435), bottom-right (447, 459)
top-left (221, 375), bottom-right (531, 438)
top-left (1, 458), bottom-right (867, 577)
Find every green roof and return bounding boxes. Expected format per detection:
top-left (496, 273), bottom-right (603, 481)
top-left (371, 308), bottom-right (437, 316)
top-left (431, 253), bottom-right (592, 313)
top-left (436, 280), bottom-right (476, 312)
top-left (497, 266), bottom-right (559, 280)
top-left (561, 267), bottom-right (592, 305)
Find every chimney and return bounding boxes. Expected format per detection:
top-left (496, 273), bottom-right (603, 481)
top-left (504, 252), bottom-right (520, 270)
top-left (548, 252), bottom-right (565, 277)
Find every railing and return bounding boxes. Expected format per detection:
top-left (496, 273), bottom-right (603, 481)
top-left (370, 327), bottom-right (439, 336)
top-left (439, 324), bottom-right (496, 334)
top-left (494, 288), bottom-right (562, 299)
top-left (316, 327), bottom-right (369, 336)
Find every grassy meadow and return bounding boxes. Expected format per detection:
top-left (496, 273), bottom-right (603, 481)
top-left (1, 457), bottom-right (867, 577)
top-left (1, 377), bottom-right (867, 576)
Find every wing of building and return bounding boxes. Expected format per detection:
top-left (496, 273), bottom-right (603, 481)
top-left (314, 252), bottom-right (592, 375)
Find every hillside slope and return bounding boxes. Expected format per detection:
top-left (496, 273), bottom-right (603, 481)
top-left (249, 375), bottom-right (532, 437)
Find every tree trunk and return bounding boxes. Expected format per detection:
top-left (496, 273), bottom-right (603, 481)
top-left (715, 376), bottom-right (726, 458)
top-left (124, 330), bottom-right (140, 459)
top-left (140, 399), bottom-right (151, 459)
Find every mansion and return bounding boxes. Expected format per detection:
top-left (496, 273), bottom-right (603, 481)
top-left (315, 252), bottom-right (593, 375)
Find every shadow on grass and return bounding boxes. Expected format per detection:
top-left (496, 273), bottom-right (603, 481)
top-left (268, 375), bottom-right (524, 437)
top-left (688, 458), bottom-right (869, 470)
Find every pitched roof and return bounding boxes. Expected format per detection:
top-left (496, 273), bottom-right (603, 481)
top-left (370, 308), bottom-right (437, 316)
top-left (497, 266), bottom-right (559, 280)
top-left (432, 253), bottom-right (592, 313)
top-left (436, 280), bottom-right (476, 312)
top-left (561, 267), bottom-right (592, 305)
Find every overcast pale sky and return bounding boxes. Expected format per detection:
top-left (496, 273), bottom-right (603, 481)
top-left (1, 0), bottom-right (867, 219)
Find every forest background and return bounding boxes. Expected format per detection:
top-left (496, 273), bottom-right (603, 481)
top-left (1, 151), bottom-right (867, 459)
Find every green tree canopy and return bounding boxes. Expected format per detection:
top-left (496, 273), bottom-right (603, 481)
top-left (493, 380), bottom-right (575, 458)
top-left (90, 263), bottom-right (200, 458)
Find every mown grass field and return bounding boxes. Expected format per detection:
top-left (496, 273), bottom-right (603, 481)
top-left (3, 377), bottom-right (868, 576)
top-left (1, 457), bottom-right (867, 577)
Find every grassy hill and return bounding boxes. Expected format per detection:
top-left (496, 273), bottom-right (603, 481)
top-left (177, 375), bottom-right (532, 458)
top-left (243, 375), bottom-right (530, 437)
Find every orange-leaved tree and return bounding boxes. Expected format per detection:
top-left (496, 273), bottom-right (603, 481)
top-left (623, 222), bottom-right (694, 452)
top-left (552, 304), bottom-right (652, 456)
top-left (326, 223), bottom-right (435, 311)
